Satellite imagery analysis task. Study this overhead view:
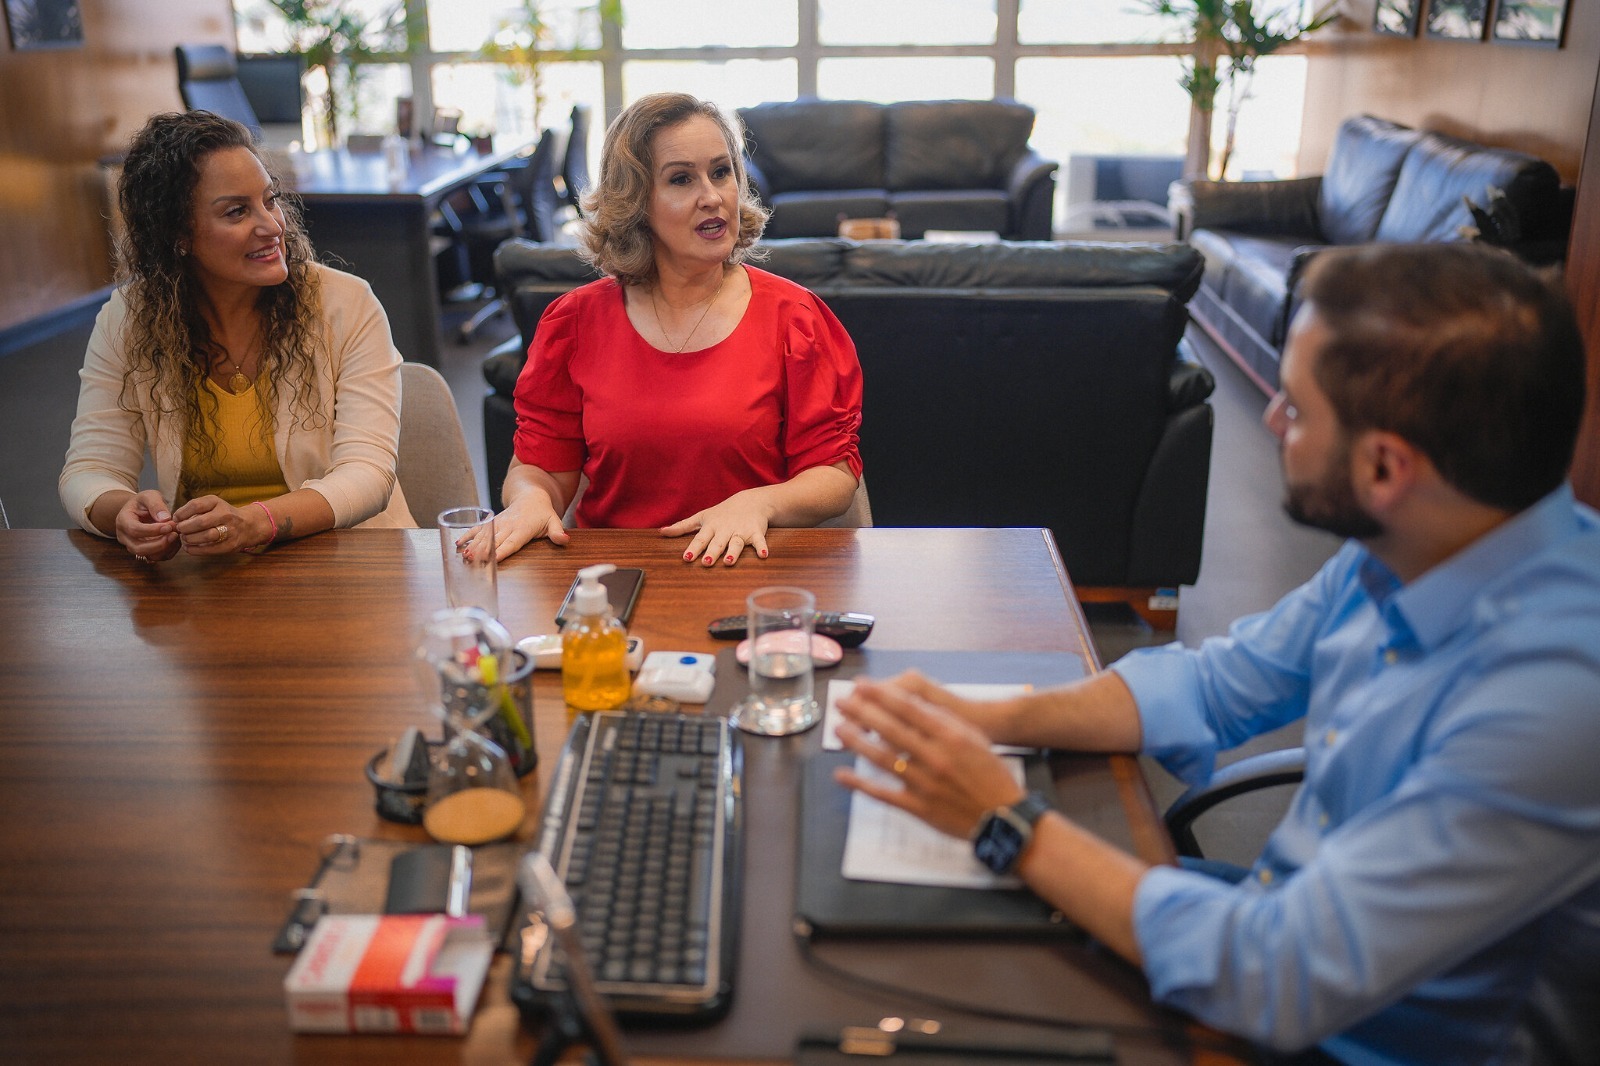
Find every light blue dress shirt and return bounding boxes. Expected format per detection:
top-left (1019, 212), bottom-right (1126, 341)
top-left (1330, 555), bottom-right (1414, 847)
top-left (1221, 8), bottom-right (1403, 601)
top-left (1113, 485), bottom-right (1600, 1065)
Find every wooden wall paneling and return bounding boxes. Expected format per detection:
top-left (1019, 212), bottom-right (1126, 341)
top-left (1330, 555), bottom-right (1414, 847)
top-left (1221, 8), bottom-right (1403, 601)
top-left (0, 0), bottom-right (235, 332)
top-left (1298, 1), bottom-right (1597, 180)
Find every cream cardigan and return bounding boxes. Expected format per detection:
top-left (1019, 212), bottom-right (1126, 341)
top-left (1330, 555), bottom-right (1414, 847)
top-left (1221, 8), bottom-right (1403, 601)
top-left (59, 264), bottom-right (414, 534)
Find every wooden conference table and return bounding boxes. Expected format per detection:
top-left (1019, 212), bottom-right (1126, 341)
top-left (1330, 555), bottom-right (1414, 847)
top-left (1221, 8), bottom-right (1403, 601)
top-left (283, 137), bottom-right (536, 369)
top-left (0, 527), bottom-right (1219, 1065)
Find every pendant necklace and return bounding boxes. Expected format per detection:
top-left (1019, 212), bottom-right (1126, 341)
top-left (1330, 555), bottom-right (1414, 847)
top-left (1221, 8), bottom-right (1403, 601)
top-left (224, 357), bottom-right (252, 395)
top-left (218, 336), bottom-right (258, 395)
top-left (650, 272), bottom-right (726, 353)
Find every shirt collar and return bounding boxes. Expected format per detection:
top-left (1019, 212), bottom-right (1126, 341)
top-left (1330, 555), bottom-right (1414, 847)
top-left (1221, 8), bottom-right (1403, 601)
top-left (1356, 485), bottom-right (1583, 652)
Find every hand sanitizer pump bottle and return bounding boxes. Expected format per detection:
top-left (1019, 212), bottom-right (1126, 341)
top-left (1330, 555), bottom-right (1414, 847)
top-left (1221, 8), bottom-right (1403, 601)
top-left (561, 564), bottom-right (631, 717)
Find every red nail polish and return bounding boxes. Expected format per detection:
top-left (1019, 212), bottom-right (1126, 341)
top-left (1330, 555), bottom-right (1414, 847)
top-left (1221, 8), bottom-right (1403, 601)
top-left (684, 550), bottom-right (694, 561)
top-left (724, 555), bottom-right (734, 564)
top-left (703, 555), bottom-right (714, 565)
top-left (758, 548), bottom-right (768, 558)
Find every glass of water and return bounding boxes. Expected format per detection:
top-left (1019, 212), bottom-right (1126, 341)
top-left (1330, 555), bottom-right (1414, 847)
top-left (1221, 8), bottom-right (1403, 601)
top-left (438, 506), bottom-right (498, 617)
top-left (731, 586), bottom-right (820, 736)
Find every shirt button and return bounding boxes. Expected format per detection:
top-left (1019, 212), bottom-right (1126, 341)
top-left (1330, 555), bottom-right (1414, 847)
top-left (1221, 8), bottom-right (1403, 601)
top-left (1258, 868), bottom-right (1274, 885)
top-left (1324, 729), bottom-right (1338, 747)
top-left (1383, 649), bottom-right (1398, 665)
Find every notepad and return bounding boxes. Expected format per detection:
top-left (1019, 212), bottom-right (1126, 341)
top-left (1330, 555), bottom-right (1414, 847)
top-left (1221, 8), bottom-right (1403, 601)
top-left (821, 680), bottom-right (1034, 752)
top-left (840, 754), bottom-right (1027, 889)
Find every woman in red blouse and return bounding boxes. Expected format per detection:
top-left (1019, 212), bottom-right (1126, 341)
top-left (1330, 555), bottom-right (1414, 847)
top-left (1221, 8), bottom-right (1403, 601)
top-left (490, 93), bottom-right (863, 566)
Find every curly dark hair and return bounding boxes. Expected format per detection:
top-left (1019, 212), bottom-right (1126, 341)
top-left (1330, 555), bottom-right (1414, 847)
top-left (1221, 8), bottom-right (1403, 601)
top-left (115, 110), bottom-right (325, 494)
top-left (577, 93), bottom-right (768, 285)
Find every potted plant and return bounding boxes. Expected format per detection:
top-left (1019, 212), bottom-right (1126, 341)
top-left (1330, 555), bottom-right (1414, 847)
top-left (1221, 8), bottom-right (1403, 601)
top-left (1144, 0), bottom-right (1338, 179)
top-left (241, 0), bottom-right (415, 148)
top-left (477, 0), bottom-right (619, 129)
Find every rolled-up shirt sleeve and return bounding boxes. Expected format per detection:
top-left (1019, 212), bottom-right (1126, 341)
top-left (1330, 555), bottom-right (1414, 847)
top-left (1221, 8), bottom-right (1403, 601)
top-left (781, 293), bottom-right (863, 480)
top-left (1131, 657), bottom-right (1600, 1053)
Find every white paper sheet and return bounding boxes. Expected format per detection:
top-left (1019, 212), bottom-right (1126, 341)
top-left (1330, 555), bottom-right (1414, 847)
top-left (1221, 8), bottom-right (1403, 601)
top-left (822, 679), bottom-right (1035, 752)
top-left (840, 754), bottom-right (1027, 888)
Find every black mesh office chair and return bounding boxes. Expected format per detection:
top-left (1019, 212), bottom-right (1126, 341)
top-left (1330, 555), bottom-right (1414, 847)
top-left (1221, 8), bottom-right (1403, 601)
top-left (175, 44), bottom-right (263, 137)
top-left (448, 128), bottom-right (563, 342)
top-left (559, 104), bottom-right (592, 216)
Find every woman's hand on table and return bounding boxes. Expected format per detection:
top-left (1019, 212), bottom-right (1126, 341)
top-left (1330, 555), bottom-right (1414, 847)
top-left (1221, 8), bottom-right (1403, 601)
top-left (172, 496), bottom-right (273, 555)
top-left (114, 490), bottom-right (180, 562)
top-left (661, 489), bottom-right (772, 566)
top-left (490, 492), bottom-right (571, 562)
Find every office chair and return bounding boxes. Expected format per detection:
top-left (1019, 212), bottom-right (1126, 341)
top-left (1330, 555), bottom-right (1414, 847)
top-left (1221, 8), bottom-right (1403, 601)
top-left (451, 128), bottom-right (563, 343)
top-left (1162, 746), bottom-right (1307, 864)
top-left (558, 104), bottom-right (592, 218)
top-left (818, 476), bottom-right (873, 528)
top-left (174, 44), bottom-right (263, 138)
top-left (396, 362), bottom-right (481, 524)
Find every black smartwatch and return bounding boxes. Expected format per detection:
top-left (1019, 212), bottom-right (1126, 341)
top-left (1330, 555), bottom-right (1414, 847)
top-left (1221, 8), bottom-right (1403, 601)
top-left (972, 791), bottom-right (1052, 876)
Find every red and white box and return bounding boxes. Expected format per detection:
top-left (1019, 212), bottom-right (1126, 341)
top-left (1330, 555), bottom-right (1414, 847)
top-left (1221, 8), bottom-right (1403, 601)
top-left (284, 914), bottom-right (494, 1035)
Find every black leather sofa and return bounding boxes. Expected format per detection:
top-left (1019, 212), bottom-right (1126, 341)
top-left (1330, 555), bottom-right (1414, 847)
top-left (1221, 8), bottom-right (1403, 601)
top-left (735, 99), bottom-right (1057, 241)
top-left (1175, 114), bottom-right (1567, 391)
top-left (483, 237), bottom-right (1214, 600)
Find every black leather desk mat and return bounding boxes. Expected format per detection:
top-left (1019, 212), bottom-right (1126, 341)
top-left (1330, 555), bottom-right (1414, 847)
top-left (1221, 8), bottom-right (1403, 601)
top-left (619, 649), bottom-right (1192, 1065)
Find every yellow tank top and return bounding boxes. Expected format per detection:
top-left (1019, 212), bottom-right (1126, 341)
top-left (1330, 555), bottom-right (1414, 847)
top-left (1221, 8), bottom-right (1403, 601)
top-left (180, 378), bottom-right (291, 506)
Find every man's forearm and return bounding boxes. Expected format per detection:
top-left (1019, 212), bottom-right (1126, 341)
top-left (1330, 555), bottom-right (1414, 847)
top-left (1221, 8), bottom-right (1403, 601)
top-left (990, 670), bottom-right (1145, 753)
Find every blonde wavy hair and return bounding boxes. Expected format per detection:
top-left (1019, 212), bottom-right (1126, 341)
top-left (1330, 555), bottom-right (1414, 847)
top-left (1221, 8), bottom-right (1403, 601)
top-left (114, 111), bottom-right (325, 497)
top-left (577, 93), bottom-right (769, 285)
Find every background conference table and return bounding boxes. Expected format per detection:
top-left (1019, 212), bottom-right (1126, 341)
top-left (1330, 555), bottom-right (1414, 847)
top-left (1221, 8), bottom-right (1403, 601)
top-left (0, 527), bottom-right (1216, 1065)
top-left (284, 137), bottom-right (535, 369)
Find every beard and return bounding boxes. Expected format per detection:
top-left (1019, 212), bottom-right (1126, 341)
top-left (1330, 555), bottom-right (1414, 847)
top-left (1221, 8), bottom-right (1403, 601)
top-left (1282, 440), bottom-right (1385, 540)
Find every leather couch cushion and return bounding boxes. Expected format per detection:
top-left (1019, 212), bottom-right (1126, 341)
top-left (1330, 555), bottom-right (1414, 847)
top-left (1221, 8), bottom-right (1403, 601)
top-left (766, 190), bottom-right (890, 238)
top-left (829, 239), bottom-right (1203, 297)
top-left (1375, 131), bottom-right (1561, 244)
top-left (884, 100), bottom-right (1034, 191)
top-left (885, 190), bottom-right (1010, 238)
top-left (739, 100), bottom-right (886, 193)
top-left (1194, 231), bottom-right (1315, 349)
top-left (1318, 115), bottom-right (1421, 245)
top-left (753, 238), bottom-right (853, 287)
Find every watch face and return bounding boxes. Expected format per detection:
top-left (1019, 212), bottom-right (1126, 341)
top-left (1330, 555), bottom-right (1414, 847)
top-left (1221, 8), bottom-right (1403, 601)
top-left (974, 813), bottom-right (1027, 875)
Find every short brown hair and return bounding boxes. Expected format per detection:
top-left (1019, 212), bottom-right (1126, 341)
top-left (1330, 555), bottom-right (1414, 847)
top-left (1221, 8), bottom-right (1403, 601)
top-left (576, 93), bottom-right (768, 284)
top-left (1301, 243), bottom-right (1585, 512)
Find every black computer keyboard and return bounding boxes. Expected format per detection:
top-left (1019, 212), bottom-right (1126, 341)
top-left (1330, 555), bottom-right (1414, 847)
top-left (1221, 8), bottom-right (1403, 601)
top-left (512, 711), bottom-right (742, 1022)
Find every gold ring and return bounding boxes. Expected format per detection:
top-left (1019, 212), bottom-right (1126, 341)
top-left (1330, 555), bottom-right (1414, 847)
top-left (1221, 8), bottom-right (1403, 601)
top-left (216, 524), bottom-right (229, 540)
top-left (135, 555), bottom-right (148, 563)
top-left (891, 753), bottom-right (911, 776)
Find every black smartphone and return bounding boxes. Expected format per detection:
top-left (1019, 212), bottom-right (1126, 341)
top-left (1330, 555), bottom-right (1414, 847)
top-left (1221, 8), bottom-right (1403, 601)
top-left (556, 567), bottom-right (645, 628)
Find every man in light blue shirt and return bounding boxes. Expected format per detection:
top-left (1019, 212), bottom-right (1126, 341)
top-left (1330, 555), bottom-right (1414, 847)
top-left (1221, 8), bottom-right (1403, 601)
top-left (835, 243), bottom-right (1600, 1064)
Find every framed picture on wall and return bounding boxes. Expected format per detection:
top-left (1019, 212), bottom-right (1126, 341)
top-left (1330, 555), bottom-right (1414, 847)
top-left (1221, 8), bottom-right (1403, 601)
top-left (1424, 0), bottom-right (1489, 39)
top-left (3, 0), bottom-right (84, 50)
top-left (1491, 0), bottom-right (1571, 46)
top-left (1374, 0), bottom-right (1422, 35)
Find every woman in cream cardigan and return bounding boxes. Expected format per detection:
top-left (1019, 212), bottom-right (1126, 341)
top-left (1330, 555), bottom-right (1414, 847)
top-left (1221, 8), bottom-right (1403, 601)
top-left (60, 110), bottom-right (412, 562)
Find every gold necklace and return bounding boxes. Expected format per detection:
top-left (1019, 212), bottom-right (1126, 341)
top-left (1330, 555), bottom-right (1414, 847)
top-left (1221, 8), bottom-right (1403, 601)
top-left (650, 272), bottom-right (726, 353)
top-left (216, 334), bottom-right (259, 395)
top-left (223, 355), bottom-right (252, 395)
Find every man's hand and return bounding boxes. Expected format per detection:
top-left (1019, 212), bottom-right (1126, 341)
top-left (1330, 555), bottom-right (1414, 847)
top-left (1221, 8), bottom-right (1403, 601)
top-left (833, 674), bottom-right (1026, 839)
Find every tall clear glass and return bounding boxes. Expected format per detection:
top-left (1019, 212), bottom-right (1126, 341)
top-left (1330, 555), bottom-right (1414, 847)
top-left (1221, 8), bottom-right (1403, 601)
top-left (438, 506), bottom-right (498, 616)
top-left (730, 586), bottom-right (820, 736)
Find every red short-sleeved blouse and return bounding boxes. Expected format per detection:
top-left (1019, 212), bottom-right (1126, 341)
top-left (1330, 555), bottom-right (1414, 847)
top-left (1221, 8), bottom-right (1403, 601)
top-left (511, 266), bottom-right (864, 529)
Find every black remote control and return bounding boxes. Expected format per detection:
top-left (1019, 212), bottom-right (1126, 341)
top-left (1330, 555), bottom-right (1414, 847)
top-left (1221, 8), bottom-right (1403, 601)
top-left (707, 611), bottom-right (875, 648)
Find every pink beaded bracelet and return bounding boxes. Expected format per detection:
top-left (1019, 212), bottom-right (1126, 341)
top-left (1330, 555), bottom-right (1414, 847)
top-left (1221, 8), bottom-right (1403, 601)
top-left (246, 500), bottom-right (278, 554)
